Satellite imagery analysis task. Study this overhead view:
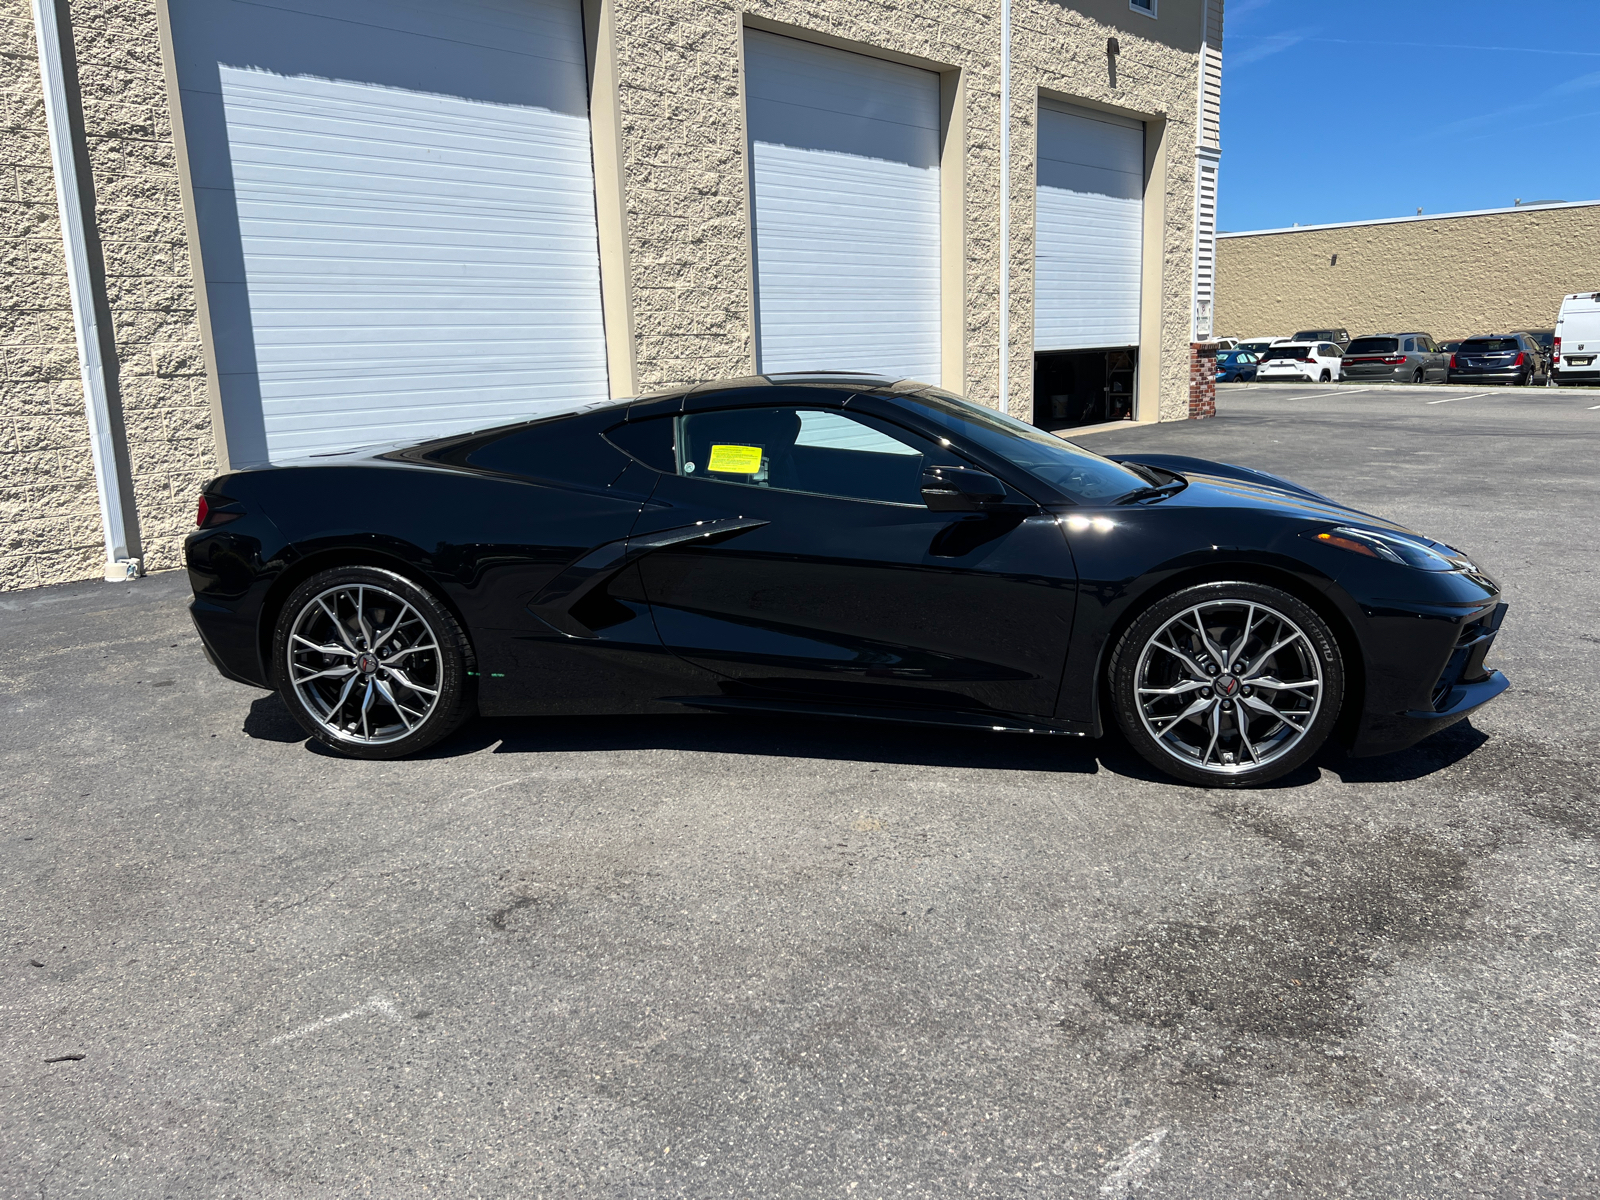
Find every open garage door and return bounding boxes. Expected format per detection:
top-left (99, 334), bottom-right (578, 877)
top-left (745, 30), bottom-right (942, 384)
top-left (170, 0), bottom-right (610, 463)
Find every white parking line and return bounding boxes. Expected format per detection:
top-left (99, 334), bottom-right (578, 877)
top-left (1426, 392), bottom-right (1491, 405)
top-left (1589, 403), bottom-right (1600, 410)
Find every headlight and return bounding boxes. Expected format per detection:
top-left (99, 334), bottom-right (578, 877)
top-left (1307, 525), bottom-right (1464, 571)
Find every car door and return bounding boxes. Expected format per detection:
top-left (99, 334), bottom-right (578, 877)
top-left (628, 398), bottom-right (1080, 718)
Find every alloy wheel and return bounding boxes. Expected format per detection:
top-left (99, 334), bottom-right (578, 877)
top-left (1133, 599), bottom-right (1324, 777)
top-left (284, 583), bottom-right (443, 745)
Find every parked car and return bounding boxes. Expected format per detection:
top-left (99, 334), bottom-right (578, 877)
top-left (1525, 329), bottom-right (1555, 381)
top-left (1437, 340), bottom-right (1463, 355)
top-left (1447, 334), bottom-right (1544, 386)
top-left (1256, 341), bottom-right (1343, 383)
top-left (185, 372), bottom-right (1509, 788)
top-left (1235, 336), bottom-right (1286, 356)
top-left (1211, 337), bottom-right (1240, 350)
top-left (1340, 333), bottom-right (1448, 384)
top-left (1552, 292), bottom-right (1600, 386)
top-left (1292, 327), bottom-right (1351, 351)
top-left (1214, 350), bottom-right (1259, 382)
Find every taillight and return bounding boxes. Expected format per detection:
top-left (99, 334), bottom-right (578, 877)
top-left (196, 493), bottom-right (242, 529)
top-left (1553, 336), bottom-right (1561, 364)
top-left (1297, 356), bottom-right (1315, 364)
top-left (1449, 353), bottom-right (1458, 368)
top-left (1513, 352), bottom-right (1526, 367)
top-left (1380, 356), bottom-right (1407, 364)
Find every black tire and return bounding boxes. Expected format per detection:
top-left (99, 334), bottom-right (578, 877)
top-left (1109, 581), bottom-right (1344, 787)
top-left (1320, 370), bottom-right (1332, 383)
top-left (1411, 368), bottom-right (1424, 384)
top-left (1515, 369), bottom-right (1531, 387)
top-left (271, 565), bottom-right (476, 759)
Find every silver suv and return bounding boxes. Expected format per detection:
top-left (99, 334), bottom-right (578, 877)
top-left (1341, 332), bottom-right (1448, 384)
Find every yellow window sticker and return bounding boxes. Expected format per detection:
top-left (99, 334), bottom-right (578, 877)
top-left (707, 444), bottom-right (764, 474)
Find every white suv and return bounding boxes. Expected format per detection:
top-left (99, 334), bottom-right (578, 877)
top-left (1255, 341), bottom-right (1343, 384)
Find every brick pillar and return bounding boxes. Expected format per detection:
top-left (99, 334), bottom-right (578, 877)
top-left (1188, 342), bottom-right (1218, 419)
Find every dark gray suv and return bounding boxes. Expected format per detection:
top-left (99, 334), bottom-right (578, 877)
top-left (1341, 333), bottom-right (1448, 383)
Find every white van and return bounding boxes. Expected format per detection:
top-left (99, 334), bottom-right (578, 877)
top-left (1553, 292), bottom-right (1600, 386)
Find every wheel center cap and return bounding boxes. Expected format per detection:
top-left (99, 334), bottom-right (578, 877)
top-left (1219, 674), bottom-right (1239, 696)
top-left (358, 654), bottom-right (379, 675)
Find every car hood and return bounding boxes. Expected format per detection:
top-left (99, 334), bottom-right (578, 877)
top-left (1109, 452), bottom-right (1437, 540)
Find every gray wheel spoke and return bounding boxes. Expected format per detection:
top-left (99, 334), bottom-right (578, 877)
top-left (383, 666), bottom-right (438, 697)
top-left (1250, 675), bottom-right (1320, 693)
top-left (1138, 678), bottom-right (1209, 698)
top-left (373, 677), bottom-right (414, 732)
top-left (316, 598), bottom-right (356, 650)
top-left (383, 642), bottom-right (436, 667)
top-left (1226, 604), bottom-right (1257, 671)
top-left (292, 633), bottom-right (356, 657)
top-left (373, 604), bottom-right (416, 650)
top-left (1188, 612), bottom-right (1230, 669)
top-left (355, 587), bottom-right (376, 647)
top-left (1149, 637), bottom-right (1208, 680)
top-left (360, 679), bottom-right (375, 739)
top-left (1242, 692), bottom-right (1309, 729)
top-left (1152, 694), bottom-right (1214, 736)
top-left (1201, 701), bottom-right (1223, 766)
top-left (292, 663), bottom-right (356, 684)
top-left (1234, 707), bottom-right (1260, 764)
top-left (1240, 632), bottom-right (1301, 679)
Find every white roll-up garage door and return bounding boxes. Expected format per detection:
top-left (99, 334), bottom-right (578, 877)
top-left (170, 0), bottom-right (609, 463)
top-left (745, 31), bottom-right (942, 384)
top-left (1034, 101), bottom-right (1145, 352)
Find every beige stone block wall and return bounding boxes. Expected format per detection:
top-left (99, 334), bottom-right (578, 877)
top-left (612, 0), bottom-right (1206, 423)
top-left (0, 0), bottom-right (103, 589)
top-left (1215, 204), bottom-right (1600, 342)
top-left (0, 0), bottom-right (208, 591)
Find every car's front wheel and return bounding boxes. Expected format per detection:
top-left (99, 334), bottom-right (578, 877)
top-left (271, 566), bottom-right (475, 759)
top-left (1109, 582), bottom-right (1344, 787)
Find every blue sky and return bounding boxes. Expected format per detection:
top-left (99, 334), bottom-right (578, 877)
top-left (1219, 0), bottom-right (1600, 231)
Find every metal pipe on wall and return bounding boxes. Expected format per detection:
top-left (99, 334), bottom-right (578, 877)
top-left (997, 0), bottom-right (1011, 416)
top-left (31, 0), bottom-right (141, 582)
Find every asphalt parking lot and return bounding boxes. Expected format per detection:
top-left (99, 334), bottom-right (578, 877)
top-left (3, 382), bottom-right (1598, 1198)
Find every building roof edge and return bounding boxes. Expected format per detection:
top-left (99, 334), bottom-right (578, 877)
top-left (1216, 199), bottom-right (1600, 239)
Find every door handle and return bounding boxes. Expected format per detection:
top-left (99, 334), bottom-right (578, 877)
top-left (528, 517), bottom-right (769, 638)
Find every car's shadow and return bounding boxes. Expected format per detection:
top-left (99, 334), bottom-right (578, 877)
top-left (243, 693), bottom-right (1490, 787)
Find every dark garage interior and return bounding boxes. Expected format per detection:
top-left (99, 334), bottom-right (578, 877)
top-left (1033, 347), bottom-right (1137, 429)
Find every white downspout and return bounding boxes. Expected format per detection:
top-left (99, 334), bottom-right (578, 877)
top-left (997, 0), bottom-right (1011, 416)
top-left (32, 0), bottom-right (141, 582)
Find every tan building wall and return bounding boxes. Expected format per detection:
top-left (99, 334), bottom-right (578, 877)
top-left (1215, 202), bottom-right (1600, 342)
top-left (3, 0), bottom-right (1212, 592)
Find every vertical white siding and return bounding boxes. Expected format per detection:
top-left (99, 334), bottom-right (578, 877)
top-left (171, 0), bottom-right (609, 462)
top-left (745, 31), bottom-right (942, 384)
top-left (1033, 101), bottom-right (1145, 352)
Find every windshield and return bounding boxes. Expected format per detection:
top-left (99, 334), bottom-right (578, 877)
top-left (1261, 345), bottom-right (1310, 360)
top-left (909, 390), bottom-right (1148, 502)
top-left (1219, 351), bottom-right (1253, 364)
top-left (1347, 337), bottom-right (1399, 354)
top-left (1238, 340), bottom-right (1275, 353)
top-left (1461, 338), bottom-right (1520, 352)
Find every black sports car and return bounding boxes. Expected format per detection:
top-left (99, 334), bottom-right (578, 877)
top-left (186, 373), bottom-right (1509, 787)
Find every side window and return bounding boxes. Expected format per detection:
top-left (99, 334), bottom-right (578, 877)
top-left (1402, 337), bottom-right (1416, 353)
top-left (677, 406), bottom-right (942, 506)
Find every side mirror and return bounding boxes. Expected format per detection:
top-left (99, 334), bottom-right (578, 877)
top-left (921, 465), bottom-right (1009, 512)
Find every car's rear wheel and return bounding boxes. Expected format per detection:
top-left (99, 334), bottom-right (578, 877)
top-left (1411, 368), bottom-right (1424, 384)
top-left (1109, 582), bottom-right (1344, 787)
top-left (271, 566), bottom-right (475, 759)
top-left (1320, 369), bottom-right (1332, 383)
